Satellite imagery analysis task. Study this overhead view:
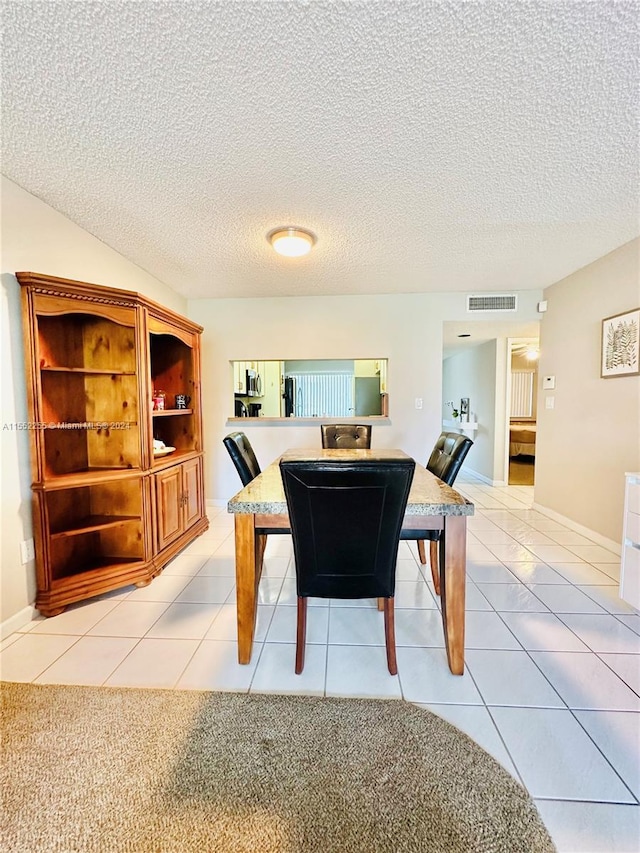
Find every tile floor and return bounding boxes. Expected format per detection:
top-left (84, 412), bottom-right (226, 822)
top-left (2, 474), bottom-right (639, 852)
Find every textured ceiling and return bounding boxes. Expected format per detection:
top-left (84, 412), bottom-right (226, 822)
top-left (2, 1), bottom-right (638, 300)
top-left (442, 320), bottom-right (540, 357)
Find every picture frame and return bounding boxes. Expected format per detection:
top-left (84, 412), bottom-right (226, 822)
top-left (601, 308), bottom-right (640, 378)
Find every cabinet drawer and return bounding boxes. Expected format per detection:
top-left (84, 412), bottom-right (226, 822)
top-left (627, 482), bottom-right (640, 516)
top-left (620, 544), bottom-right (640, 609)
top-left (625, 511), bottom-right (640, 546)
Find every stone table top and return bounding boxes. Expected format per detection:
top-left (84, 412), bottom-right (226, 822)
top-left (227, 448), bottom-right (474, 517)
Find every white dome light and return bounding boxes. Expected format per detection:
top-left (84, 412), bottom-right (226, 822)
top-left (268, 227), bottom-right (316, 257)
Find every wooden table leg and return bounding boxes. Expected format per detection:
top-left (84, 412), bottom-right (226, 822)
top-left (235, 513), bottom-right (258, 664)
top-left (440, 515), bottom-right (466, 675)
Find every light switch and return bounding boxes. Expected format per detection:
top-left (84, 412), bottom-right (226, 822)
top-left (545, 396), bottom-right (555, 409)
top-left (415, 398), bottom-right (423, 410)
top-left (542, 376), bottom-right (556, 390)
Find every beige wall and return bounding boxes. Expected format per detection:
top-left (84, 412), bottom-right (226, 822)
top-left (1, 178), bottom-right (187, 629)
top-left (535, 238), bottom-right (640, 543)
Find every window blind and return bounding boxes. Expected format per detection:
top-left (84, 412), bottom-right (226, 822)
top-left (510, 371), bottom-right (534, 418)
top-left (288, 373), bottom-right (353, 418)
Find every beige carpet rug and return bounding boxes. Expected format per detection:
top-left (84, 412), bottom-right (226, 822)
top-left (1, 682), bottom-right (555, 853)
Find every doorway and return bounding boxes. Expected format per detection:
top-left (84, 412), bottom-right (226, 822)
top-left (507, 339), bottom-right (539, 485)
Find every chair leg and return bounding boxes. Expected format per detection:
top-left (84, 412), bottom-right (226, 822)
top-left (377, 597), bottom-right (384, 611)
top-left (295, 597), bottom-right (307, 674)
top-left (259, 534), bottom-right (267, 560)
top-left (430, 540), bottom-right (441, 595)
top-left (257, 533), bottom-right (268, 581)
top-left (383, 598), bottom-right (398, 675)
top-left (417, 539), bottom-right (426, 565)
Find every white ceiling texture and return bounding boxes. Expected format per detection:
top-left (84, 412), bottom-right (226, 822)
top-left (2, 1), bottom-right (638, 314)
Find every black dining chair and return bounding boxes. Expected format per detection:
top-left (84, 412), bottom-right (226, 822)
top-left (402, 432), bottom-right (473, 595)
top-left (280, 457), bottom-right (415, 675)
top-left (320, 423), bottom-right (372, 449)
top-left (223, 432), bottom-right (290, 559)
top-left (223, 431), bottom-right (261, 486)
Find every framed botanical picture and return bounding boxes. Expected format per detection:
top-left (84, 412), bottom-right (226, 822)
top-left (601, 308), bottom-right (640, 378)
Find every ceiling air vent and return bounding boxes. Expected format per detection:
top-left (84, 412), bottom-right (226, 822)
top-left (467, 294), bottom-right (518, 313)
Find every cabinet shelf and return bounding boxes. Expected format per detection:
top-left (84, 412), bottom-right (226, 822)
top-left (35, 468), bottom-right (142, 490)
top-left (36, 312), bottom-right (137, 373)
top-left (41, 366), bottom-right (137, 375)
top-left (52, 555), bottom-right (144, 581)
top-left (43, 460), bottom-right (140, 480)
top-left (151, 448), bottom-right (197, 468)
top-left (152, 408), bottom-right (199, 456)
top-left (50, 515), bottom-right (140, 539)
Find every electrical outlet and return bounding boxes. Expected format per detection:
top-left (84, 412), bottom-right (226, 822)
top-left (20, 538), bottom-right (35, 564)
top-left (415, 397), bottom-right (423, 410)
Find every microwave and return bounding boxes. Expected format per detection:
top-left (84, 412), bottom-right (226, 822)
top-left (246, 368), bottom-right (261, 397)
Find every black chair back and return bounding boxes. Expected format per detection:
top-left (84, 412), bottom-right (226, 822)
top-left (280, 458), bottom-right (414, 600)
top-left (426, 432), bottom-right (473, 485)
top-left (223, 431), bottom-right (261, 486)
top-left (320, 424), bottom-right (372, 449)
top-left (406, 431), bottom-right (473, 595)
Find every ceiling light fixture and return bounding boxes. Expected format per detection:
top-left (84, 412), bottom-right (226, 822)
top-left (268, 227), bottom-right (316, 258)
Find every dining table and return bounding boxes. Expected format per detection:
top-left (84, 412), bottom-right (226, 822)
top-left (227, 448), bottom-right (475, 675)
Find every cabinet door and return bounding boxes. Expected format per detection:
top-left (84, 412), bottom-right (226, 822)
top-left (621, 478), bottom-right (640, 608)
top-left (182, 458), bottom-right (204, 529)
top-left (156, 465), bottom-right (183, 549)
top-left (234, 362), bottom-right (245, 393)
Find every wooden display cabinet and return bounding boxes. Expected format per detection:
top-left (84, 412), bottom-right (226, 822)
top-left (18, 271), bottom-right (209, 615)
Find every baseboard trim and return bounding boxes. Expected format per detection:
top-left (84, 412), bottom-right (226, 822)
top-left (206, 499), bottom-right (226, 508)
top-left (531, 501), bottom-right (621, 555)
top-left (464, 468), bottom-right (507, 487)
top-left (1, 604), bottom-right (38, 640)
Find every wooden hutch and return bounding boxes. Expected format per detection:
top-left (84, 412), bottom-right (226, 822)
top-left (18, 271), bottom-right (209, 616)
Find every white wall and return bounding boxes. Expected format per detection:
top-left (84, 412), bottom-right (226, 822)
top-left (443, 339), bottom-right (505, 483)
top-left (535, 238), bottom-right (640, 544)
top-left (190, 293), bottom-right (541, 504)
top-left (194, 294), bottom-right (446, 503)
top-left (1, 178), bottom-right (186, 629)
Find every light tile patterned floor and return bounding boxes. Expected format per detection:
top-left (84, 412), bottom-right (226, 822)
top-left (2, 474), bottom-right (639, 852)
